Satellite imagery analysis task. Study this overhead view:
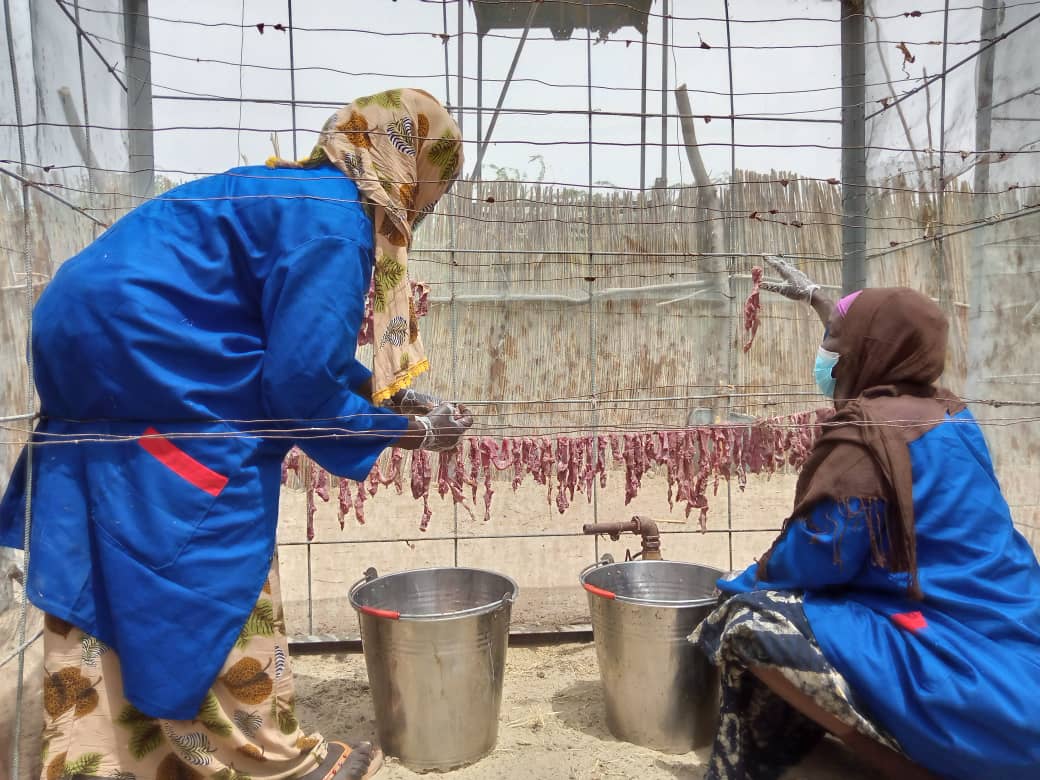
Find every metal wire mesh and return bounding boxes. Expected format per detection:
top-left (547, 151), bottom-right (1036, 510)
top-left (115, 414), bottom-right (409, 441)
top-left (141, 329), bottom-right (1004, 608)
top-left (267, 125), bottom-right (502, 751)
top-left (2, 1), bottom-right (1039, 776)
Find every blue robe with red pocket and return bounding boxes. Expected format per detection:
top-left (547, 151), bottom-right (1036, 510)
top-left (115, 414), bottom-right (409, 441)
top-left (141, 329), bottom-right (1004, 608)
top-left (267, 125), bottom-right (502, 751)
top-left (0, 164), bottom-right (407, 719)
top-left (720, 408), bottom-right (1040, 779)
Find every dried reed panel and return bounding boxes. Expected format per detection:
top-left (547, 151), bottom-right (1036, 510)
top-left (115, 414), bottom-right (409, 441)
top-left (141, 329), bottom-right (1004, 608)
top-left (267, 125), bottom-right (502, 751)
top-left (412, 173), bottom-right (984, 429)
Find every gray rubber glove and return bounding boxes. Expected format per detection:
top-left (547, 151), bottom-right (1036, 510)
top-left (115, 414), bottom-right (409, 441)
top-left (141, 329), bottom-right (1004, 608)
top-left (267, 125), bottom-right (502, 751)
top-left (415, 402), bottom-right (474, 452)
top-left (760, 255), bottom-right (821, 303)
top-left (389, 388), bottom-right (442, 415)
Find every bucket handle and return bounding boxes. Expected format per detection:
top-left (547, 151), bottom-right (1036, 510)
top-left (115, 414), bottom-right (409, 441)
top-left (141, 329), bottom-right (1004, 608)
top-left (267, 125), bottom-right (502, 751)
top-left (349, 569), bottom-right (382, 611)
top-left (348, 567), bottom-right (380, 602)
top-left (358, 605), bottom-right (401, 620)
top-left (350, 568), bottom-right (404, 620)
top-left (582, 582), bottom-right (616, 600)
top-left (578, 553), bottom-right (615, 581)
top-left (579, 553), bottom-right (617, 600)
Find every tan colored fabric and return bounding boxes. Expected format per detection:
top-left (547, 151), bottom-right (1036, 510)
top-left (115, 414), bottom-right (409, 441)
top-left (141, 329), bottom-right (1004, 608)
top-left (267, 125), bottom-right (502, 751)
top-left (40, 553), bottom-right (325, 780)
top-left (268, 87), bottom-right (463, 403)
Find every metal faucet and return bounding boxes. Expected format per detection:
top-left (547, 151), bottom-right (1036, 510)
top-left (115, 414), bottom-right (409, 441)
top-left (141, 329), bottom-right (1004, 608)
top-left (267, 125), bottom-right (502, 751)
top-left (581, 516), bottom-right (662, 561)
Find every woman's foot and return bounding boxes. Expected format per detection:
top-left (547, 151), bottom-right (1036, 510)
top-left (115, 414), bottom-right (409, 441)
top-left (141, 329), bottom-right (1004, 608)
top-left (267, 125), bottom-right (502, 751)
top-left (301, 740), bottom-right (383, 780)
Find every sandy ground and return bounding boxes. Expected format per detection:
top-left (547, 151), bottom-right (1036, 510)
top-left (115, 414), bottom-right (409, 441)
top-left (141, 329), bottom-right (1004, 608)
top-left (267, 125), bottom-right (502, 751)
top-left (292, 643), bottom-right (875, 780)
top-left (2, 623), bottom-right (876, 780)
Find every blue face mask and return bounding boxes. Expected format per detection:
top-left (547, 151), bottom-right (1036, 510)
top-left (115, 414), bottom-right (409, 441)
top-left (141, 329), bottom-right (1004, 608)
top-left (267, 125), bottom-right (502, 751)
top-left (814, 346), bottom-right (840, 398)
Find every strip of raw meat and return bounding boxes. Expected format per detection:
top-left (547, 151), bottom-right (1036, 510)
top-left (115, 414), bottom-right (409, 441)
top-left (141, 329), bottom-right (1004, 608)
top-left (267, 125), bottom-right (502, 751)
top-left (742, 266), bottom-right (763, 353)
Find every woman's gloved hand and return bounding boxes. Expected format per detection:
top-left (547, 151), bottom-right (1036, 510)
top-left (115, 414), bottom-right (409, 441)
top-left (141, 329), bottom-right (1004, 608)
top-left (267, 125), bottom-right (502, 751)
top-left (760, 255), bottom-right (820, 301)
top-left (388, 387), bottom-right (442, 415)
top-left (415, 403), bottom-right (474, 452)
top-left (396, 403), bottom-right (474, 452)
top-left (760, 255), bottom-right (833, 325)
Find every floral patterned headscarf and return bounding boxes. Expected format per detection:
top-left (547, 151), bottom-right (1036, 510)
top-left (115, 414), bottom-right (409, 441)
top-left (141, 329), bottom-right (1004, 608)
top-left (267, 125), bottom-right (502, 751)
top-left (267, 88), bottom-right (463, 404)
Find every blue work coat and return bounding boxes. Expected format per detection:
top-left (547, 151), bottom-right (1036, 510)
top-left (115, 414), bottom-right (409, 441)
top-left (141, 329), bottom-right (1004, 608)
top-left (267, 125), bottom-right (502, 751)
top-left (721, 409), bottom-right (1040, 779)
top-left (0, 165), bottom-right (407, 718)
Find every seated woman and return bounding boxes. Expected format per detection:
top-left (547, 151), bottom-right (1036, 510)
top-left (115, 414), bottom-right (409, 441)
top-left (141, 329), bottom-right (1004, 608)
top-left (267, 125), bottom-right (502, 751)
top-left (692, 257), bottom-right (1040, 780)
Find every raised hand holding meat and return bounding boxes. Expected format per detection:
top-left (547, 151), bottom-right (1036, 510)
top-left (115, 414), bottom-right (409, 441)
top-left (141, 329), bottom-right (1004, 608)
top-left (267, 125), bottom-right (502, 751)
top-left (760, 255), bottom-right (820, 301)
top-left (760, 254), bottom-right (833, 325)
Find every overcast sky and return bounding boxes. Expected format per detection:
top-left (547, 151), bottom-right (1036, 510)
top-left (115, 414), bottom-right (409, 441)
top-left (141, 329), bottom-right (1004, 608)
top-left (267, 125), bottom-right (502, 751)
top-left (50, 0), bottom-right (981, 190)
top-left (141, 0), bottom-right (858, 189)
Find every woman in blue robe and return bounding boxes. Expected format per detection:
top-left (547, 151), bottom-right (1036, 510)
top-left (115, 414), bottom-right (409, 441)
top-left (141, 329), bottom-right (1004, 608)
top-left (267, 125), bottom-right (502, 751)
top-left (0, 88), bottom-right (467, 780)
top-left (692, 258), bottom-right (1040, 780)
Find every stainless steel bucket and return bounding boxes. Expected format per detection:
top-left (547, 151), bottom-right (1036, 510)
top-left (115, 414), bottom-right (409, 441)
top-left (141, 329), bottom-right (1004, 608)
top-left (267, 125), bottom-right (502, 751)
top-left (348, 566), bottom-right (518, 771)
top-left (580, 557), bottom-right (722, 753)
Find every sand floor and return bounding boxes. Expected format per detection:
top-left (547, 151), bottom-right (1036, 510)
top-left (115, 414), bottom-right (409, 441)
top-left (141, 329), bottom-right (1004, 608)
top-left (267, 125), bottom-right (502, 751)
top-left (2, 624), bottom-right (876, 780)
top-left (292, 643), bottom-right (875, 780)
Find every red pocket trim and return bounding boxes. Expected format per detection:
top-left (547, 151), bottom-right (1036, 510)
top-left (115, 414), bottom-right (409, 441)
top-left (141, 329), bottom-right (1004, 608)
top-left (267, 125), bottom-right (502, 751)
top-left (892, 610), bottom-right (928, 633)
top-left (139, 426), bottom-right (229, 497)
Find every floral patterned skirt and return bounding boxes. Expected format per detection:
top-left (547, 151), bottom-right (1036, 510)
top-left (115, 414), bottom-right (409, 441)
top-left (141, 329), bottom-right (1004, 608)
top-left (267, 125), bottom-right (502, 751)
top-left (40, 552), bottom-right (327, 780)
top-left (690, 589), bottom-right (901, 780)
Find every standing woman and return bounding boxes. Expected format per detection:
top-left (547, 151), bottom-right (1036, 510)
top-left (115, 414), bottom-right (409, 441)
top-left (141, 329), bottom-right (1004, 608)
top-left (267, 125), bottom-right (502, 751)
top-left (692, 257), bottom-right (1040, 780)
top-left (1, 88), bottom-right (467, 780)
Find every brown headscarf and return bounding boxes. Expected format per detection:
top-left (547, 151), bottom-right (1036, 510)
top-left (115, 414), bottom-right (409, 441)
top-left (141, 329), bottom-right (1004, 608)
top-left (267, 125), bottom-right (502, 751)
top-left (758, 288), bottom-right (966, 598)
top-left (268, 88), bottom-right (463, 403)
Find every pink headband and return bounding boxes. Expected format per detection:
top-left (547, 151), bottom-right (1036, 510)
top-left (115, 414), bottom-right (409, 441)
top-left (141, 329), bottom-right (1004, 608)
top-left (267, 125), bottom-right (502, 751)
top-left (835, 290), bottom-right (862, 318)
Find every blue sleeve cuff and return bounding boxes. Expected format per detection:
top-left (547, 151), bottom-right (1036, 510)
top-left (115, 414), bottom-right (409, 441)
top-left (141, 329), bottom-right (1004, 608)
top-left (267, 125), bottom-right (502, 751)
top-left (295, 406), bottom-right (408, 481)
top-left (717, 564), bottom-right (760, 594)
top-left (731, 498), bottom-right (876, 592)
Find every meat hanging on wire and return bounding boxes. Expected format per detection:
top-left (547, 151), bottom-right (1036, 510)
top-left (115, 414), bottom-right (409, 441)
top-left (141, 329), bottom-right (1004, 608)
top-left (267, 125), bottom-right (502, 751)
top-left (742, 266), bottom-right (763, 353)
top-left (283, 408), bottom-right (833, 536)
